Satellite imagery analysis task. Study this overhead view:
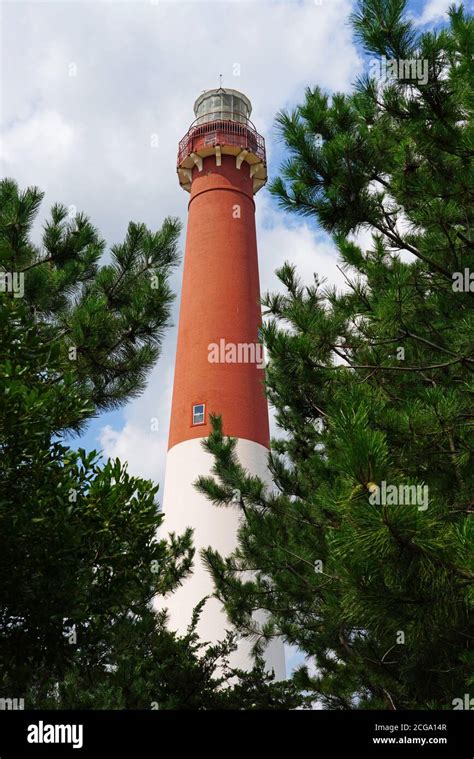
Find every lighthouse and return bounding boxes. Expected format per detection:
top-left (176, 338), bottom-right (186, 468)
top-left (161, 88), bottom-right (286, 678)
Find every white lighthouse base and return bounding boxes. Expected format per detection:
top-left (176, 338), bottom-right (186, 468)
top-left (158, 436), bottom-right (286, 680)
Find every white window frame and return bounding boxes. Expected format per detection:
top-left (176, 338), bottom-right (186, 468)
top-left (192, 403), bottom-right (205, 426)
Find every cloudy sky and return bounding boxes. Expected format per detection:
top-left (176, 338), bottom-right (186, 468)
top-left (0, 0), bottom-right (460, 669)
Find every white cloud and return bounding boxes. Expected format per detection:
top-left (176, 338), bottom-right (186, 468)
top-left (414, 0), bottom-right (455, 26)
top-left (1, 0), bottom-right (360, 489)
top-left (1, 0), bottom-right (360, 235)
top-left (258, 204), bottom-right (348, 294)
top-left (0, 110), bottom-right (76, 169)
top-left (98, 356), bottom-right (176, 498)
top-left (100, 421), bottom-right (165, 484)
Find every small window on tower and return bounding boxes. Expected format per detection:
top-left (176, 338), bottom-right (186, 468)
top-left (192, 403), bottom-right (205, 426)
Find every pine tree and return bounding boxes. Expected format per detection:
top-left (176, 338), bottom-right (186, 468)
top-left (196, 1), bottom-right (474, 709)
top-left (0, 178), bottom-right (180, 421)
top-left (0, 180), bottom-right (301, 709)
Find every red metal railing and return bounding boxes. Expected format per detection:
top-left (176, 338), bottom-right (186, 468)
top-left (177, 117), bottom-right (265, 166)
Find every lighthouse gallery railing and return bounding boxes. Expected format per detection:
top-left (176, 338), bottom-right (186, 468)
top-left (177, 117), bottom-right (266, 166)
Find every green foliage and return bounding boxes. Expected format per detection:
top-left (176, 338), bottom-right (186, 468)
top-left (0, 183), bottom-right (300, 709)
top-left (0, 178), bottom-right (181, 418)
top-left (34, 613), bottom-right (305, 710)
top-left (197, 1), bottom-right (474, 709)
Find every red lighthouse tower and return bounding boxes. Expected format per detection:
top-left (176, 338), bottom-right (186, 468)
top-left (161, 88), bottom-right (285, 676)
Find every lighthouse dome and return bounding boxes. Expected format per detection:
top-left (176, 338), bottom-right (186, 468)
top-left (193, 88), bottom-right (252, 125)
top-left (177, 87), bottom-right (266, 195)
